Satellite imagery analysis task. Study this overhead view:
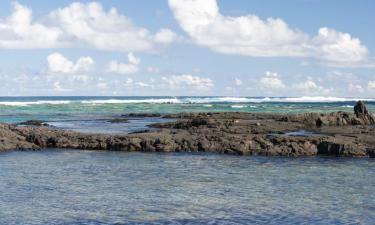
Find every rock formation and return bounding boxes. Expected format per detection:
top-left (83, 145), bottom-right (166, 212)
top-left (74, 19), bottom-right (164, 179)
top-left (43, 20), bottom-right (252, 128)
top-left (280, 101), bottom-right (375, 127)
top-left (0, 102), bottom-right (374, 157)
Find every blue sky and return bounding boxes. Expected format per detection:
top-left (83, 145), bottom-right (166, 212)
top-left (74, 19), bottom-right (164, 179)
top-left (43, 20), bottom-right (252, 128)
top-left (0, 0), bottom-right (374, 97)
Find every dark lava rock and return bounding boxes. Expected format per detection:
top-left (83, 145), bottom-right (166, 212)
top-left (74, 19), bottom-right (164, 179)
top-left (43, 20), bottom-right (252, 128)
top-left (353, 101), bottom-right (375, 125)
top-left (108, 118), bottom-right (129, 123)
top-left (18, 120), bottom-right (49, 126)
top-left (283, 102), bottom-right (375, 127)
top-left (354, 101), bottom-right (369, 116)
top-left (1, 110), bottom-right (375, 157)
top-left (123, 113), bottom-right (162, 118)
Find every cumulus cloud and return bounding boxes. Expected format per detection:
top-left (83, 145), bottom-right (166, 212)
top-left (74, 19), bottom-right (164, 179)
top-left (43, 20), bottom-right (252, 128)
top-left (314, 28), bottom-right (368, 64)
top-left (349, 84), bottom-right (364, 93)
top-left (0, 2), bottom-right (62, 49)
top-left (368, 81), bottom-right (375, 90)
top-left (49, 2), bottom-right (178, 52)
top-left (162, 74), bottom-right (214, 90)
top-left (168, 0), bottom-right (371, 66)
top-left (47, 52), bottom-right (94, 74)
top-left (293, 79), bottom-right (330, 95)
top-left (0, 2), bottom-right (177, 52)
top-left (106, 52), bottom-right (140, 75)
top-left (234, 78), bottom-right (243, 86)
top-left (154, 28), bottom-right (179, 44)
top-left (259, 71), bottom-right (285, 89)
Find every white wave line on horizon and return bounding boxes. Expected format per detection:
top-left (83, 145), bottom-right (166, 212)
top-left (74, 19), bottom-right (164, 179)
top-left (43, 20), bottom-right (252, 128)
top-left (0, 96), bottom-right (374, 106)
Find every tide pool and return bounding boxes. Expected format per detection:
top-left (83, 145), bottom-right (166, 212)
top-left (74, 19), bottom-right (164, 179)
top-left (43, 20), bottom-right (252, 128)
top-left (0, 150), bottom-right (374, 224)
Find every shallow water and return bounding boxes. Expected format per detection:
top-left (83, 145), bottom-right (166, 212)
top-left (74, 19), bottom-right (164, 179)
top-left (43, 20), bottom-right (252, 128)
top-left (1, 96), bottom-right (374, 124)
top-left (0, 150), bottom-right (374, 224)
top-left (2, 96), bottom-right (375, 134)
top-left (46, 117), bottom-right (171, 134)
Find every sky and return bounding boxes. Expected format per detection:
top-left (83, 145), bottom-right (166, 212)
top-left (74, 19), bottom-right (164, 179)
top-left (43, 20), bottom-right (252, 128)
top-left (0, 0), bottom-right (374, 97)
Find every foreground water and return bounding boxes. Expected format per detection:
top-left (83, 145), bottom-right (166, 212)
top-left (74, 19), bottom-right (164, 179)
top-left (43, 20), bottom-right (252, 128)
top-left (0, 150), bottom-right (374, 224)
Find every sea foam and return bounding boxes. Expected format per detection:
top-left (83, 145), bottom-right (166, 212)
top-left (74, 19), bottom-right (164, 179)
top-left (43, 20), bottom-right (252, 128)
top-left (0, 96), bottom-right (373, 106)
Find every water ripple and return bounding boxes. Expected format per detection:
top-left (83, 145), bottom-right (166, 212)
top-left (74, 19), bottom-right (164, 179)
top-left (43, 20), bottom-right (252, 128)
top-left (0, 150), bottom-right (374, 224)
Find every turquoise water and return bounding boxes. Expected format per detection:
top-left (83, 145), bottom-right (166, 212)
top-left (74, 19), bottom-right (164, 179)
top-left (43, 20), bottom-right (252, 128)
top-left (0, 150), bottom-right (374, 224)
top-left (2, 97), bottom-right (374, 224)
top-left (1, 96), bottom-right (374, 124)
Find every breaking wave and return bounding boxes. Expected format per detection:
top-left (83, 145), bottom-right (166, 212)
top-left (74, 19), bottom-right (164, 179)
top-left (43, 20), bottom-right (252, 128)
top-left (0, 101), bottom-right (71, 106)
top-left (0, 96), bottom-right (374, 106)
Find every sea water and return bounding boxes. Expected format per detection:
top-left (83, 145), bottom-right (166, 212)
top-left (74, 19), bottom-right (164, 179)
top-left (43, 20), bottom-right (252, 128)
top-left (0, 150), bottom-right (374, 224)
top-left (1, 97), bottom-right (374, 224)
top-left (0, 96), bottom-right (374, 133)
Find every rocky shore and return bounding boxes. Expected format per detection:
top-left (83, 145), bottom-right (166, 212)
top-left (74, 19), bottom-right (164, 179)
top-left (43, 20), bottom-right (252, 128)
top-left (1, 101), bottom-right (375, 157)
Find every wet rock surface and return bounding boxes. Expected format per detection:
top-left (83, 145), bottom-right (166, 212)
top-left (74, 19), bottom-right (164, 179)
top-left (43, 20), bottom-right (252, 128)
top-left (108, 118), bottom-right (129, 123)
top-left (18, 120), bottom-right (50, 126)
top-left (1, 101), bottom-right (375, 157)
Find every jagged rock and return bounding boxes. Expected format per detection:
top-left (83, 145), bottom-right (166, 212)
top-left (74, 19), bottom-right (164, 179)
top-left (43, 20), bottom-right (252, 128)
top-left (282, 102), bottom-right (375, 127)
top-left (354, 101), bottom-right (368, 115)
top-left (354, 101), bottom-right (375, 125)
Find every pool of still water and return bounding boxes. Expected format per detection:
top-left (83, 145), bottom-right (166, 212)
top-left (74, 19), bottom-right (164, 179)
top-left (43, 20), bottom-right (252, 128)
top-left (0, 150), bottom-right (374, 224)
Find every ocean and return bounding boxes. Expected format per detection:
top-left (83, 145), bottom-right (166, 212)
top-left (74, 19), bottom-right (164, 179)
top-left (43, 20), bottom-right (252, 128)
top-left (1, 96), bottom-right (375, 224)
top-left (1, 96), bottom-right (374, 133)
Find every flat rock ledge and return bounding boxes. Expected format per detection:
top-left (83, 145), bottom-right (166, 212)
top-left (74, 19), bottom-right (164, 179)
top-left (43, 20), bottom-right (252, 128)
top-left (1, 101), bottom-right (375, 157)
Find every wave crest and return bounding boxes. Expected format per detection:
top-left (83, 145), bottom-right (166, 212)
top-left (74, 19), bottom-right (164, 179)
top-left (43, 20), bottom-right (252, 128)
top-left (0, 96), bottom-right (373, 106)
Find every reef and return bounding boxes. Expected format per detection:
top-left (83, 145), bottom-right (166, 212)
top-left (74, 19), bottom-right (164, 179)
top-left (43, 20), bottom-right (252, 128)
top-left (1, 101), bottom-right (374, 157)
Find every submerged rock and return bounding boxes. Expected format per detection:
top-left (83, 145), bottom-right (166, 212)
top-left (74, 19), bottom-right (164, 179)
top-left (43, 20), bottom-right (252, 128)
top-left (108, 118), bottom-right (129, 123)
top-left (123, 113), bottom-right (162, 118)
top-left (18, 120), bottom-right (49, 126)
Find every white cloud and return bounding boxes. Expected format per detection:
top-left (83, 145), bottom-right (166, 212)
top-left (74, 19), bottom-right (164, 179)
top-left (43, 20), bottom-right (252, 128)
top-left (314, 28), bottom-right (368, 64)
top-left (53, 81), bottom-right (71, 92)
top-left (368, 81), bottom-right (375, 90)
top-left (106, 52), bottom-right (140, 75)
top-left (97, 82), bottom-right (108, 89)
top-left (259, 71), bottom-right (285, 89)
top-left (349, 84), bottom-right (364, 93)
top-left (49, 2), bottom-right (177, 52)
top-left (47, 52), bottom-right (94, 74)
top-left (162, 74), bottom-right (214, 90)
top-left (154, 28), bottom-right (179, 44)
top-left (0, 2), bottom-right (62, 49)
top-left (168, 0), bottom-right (371, 66)
top-left (147, 67), bottom-right (160, 73)
top-left (0, 2), bottom-right (177, 52)
top-left (293, 79), bottom-right (330, 95)
top-left (74, 57), bottom-right (95, 73)
top-left (135, 82), bottom-right (149, 87)
top-left (47, 53), bottom-right (73, 73)
top-left (234, 78), bottom-right (243, 86)
top-left (124, 78), bottom-right (134, 86)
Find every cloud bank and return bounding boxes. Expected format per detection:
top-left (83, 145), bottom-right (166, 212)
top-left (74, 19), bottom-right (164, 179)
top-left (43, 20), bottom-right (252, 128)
top-left (168, 0), bottom-right (372, 67)
top-left (0, 2), bottom-right (178, 52)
